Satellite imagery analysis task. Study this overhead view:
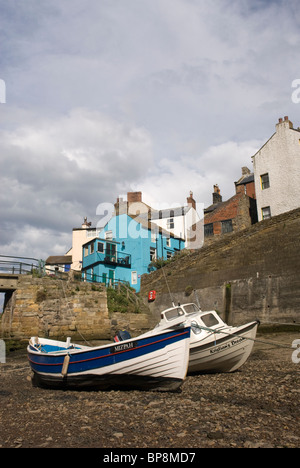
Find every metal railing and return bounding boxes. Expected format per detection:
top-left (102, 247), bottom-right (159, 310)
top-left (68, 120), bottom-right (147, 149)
top-left (0, 255), bottom-right (138, 296)
top-left (83, 250), bottom-right (131, 269)
top-left (0, 255), bottom-right (44, 276)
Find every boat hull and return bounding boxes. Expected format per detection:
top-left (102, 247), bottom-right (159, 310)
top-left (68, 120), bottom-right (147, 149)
top-left (31, 371), bottom-right (183, 392)
top-left (188, 321), bottom-right (259, 374)
top-left (28, 327), bottom-right (190, 392)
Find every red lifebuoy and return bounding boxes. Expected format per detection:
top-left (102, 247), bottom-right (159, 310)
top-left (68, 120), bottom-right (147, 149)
top-left (148, 290), bottom-right (156, 302)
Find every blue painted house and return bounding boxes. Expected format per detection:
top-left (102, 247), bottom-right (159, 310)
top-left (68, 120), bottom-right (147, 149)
top-left (82, 213), bottom-right (185, 292)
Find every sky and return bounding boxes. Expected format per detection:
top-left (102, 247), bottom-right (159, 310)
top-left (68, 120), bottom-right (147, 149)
top-left (0, 0), bottom-right (299, 261)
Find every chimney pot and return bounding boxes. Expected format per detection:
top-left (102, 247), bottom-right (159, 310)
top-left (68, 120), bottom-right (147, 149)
top-left (284, 116), bottom-right (289, 121)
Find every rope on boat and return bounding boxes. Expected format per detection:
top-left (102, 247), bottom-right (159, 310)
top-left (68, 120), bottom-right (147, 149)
top-left (259, 321), bottom-right (300, 327)
top-left (196, 323), bottom-right (296, 350)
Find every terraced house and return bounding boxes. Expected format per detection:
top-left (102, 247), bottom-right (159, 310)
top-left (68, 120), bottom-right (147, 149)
top-left (252, 116), bottom-right (300, 221)
top-left (82, 212), bottom-right (184, 292)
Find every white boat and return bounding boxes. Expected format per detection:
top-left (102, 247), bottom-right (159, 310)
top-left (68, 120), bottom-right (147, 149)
top-left (157, 303), bottom-right (259, 374)
top-left (27, 318), bottom-right (191, 392)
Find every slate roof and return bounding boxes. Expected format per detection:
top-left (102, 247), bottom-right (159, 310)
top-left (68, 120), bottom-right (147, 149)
top-left (46, 255), bottom-right (72, 265)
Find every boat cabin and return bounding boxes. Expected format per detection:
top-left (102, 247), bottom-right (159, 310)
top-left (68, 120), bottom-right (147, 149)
top-left (159, 303), bottom-right (226, 335)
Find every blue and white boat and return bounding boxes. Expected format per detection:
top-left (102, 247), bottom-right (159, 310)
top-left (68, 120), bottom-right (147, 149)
top-left (27, 319), bottom-right (191, 392)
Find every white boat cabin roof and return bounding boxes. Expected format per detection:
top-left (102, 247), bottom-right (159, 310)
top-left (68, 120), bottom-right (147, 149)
top-left (160, 303), bottom-right (227, 330)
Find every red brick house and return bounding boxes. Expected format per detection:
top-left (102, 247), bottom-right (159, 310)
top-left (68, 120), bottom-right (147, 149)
top-left (204, 168), bottom-right (257, 241)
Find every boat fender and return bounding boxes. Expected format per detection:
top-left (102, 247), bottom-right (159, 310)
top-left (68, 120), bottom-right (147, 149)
top-left (61, 354), bottom-right (70, 377)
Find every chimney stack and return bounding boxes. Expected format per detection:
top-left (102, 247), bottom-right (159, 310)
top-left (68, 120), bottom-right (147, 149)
top-left (82, 217), bottom-right (92, 228)
top-left (127, 192), bottom-right (142, 204)
top-left (277, 116), bottom-right (293, 130)
top-left (213, 185), bottom-right (222, 204)
top-left (187, 191), bottom-right (196, 210)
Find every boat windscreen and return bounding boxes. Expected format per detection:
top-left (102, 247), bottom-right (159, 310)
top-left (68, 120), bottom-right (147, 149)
top-left (182, 304), bottom-right (200, 315)
top-left (200, 313), bottom-right (220, 328)
top-left (164, 307), bottom-right (185, 321)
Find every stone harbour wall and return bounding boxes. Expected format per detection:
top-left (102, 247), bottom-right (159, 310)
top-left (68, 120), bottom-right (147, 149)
top-left (0, 275), bottom-right (154, 342)
top-left (0, 276), bottom-right (112, 341)
top-left (141, 208), bottom-right (300, 328)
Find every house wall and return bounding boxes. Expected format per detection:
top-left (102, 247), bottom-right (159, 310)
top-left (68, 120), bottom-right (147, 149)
top-left (236, 180), bottom-right (256, 199)
top-left (151, 206), bottom-right (204, 249)
top-left (252, 118), bottom-right (300, 221)
top-left (205, 193), bottom-right (254, 237)
top-left (69, 227), bottom-right (99, 271)
top-left (82, 214), bottom-right (184, 292)
top-left (152, 211), bottom-right (186, 241)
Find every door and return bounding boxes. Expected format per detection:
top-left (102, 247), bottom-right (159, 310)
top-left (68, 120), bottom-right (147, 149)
top-left (106, 243), bottom-right (117, 262)
top-left (108, 270), bottom-right (115, 286)
top-left (102, 272), bottom-right (107, 286)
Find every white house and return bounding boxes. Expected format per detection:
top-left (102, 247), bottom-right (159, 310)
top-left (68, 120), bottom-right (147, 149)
top-left (114, 191), bottom-right (204, 249)
top-left (252, 116), bottom-right (300, 221)
top-left (149, 192), bottom-right (204, 249)
top-left (66, 217), bottom-right (101, 271)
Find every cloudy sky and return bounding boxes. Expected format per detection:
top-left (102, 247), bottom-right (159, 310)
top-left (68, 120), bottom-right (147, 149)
top-left (0, 0), bottom-right (299, 260)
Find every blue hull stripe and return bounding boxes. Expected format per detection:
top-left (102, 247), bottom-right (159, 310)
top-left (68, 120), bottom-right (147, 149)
top-left (28, 329), bottom-right (190, 375)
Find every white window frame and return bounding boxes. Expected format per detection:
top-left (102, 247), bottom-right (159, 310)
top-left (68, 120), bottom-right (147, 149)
top-left (105, 230), bottom-right (113, 240)
top-left (131, 271), bottom-right (138, 285)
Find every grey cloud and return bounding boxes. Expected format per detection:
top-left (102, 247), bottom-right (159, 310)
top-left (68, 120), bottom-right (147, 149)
top-left (0, 0), bottom-right (300, 259)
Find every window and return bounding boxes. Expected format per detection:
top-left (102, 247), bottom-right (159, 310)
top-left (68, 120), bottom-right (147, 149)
top-left (221, 219), bottom-right (233, 234)
top-left (105, 230), bottom-right (113, 240)
top-left (166, 238), bottom-right (171, 247)
top-left (90, 243), bottom-right (94, 254)
top-left (165, 307), bottom-right (184, 321)
top-left (167, 218), bottom-right (174, 229)
top-left (183, 304), bottom-right (200, 315)
top-left (261, 173), bottom-right (270, 190)
top-left (204, 223), bottom-right (214, 237)
top-left (84, 246), bottom-right (89, 257)
top-left (201, 313), bottom-right (220, 328)
top-left (97, 242), bottom-right (104, 253)
top-left (262, 206), bottom-right (271, 220)
top-left (150, 247), bottom-right (156, 262)
top-left (167, 251), bottom-right (173, 259)
top-left (131, 271), bottom-right (137, 285)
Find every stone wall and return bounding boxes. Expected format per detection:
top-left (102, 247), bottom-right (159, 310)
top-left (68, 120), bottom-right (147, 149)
top-left (0, 275), bottom-right (154, 342)
top-left (141, 208), bottom-right (300, 327)
top-left (0, 276), bottom-right (111, 341)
